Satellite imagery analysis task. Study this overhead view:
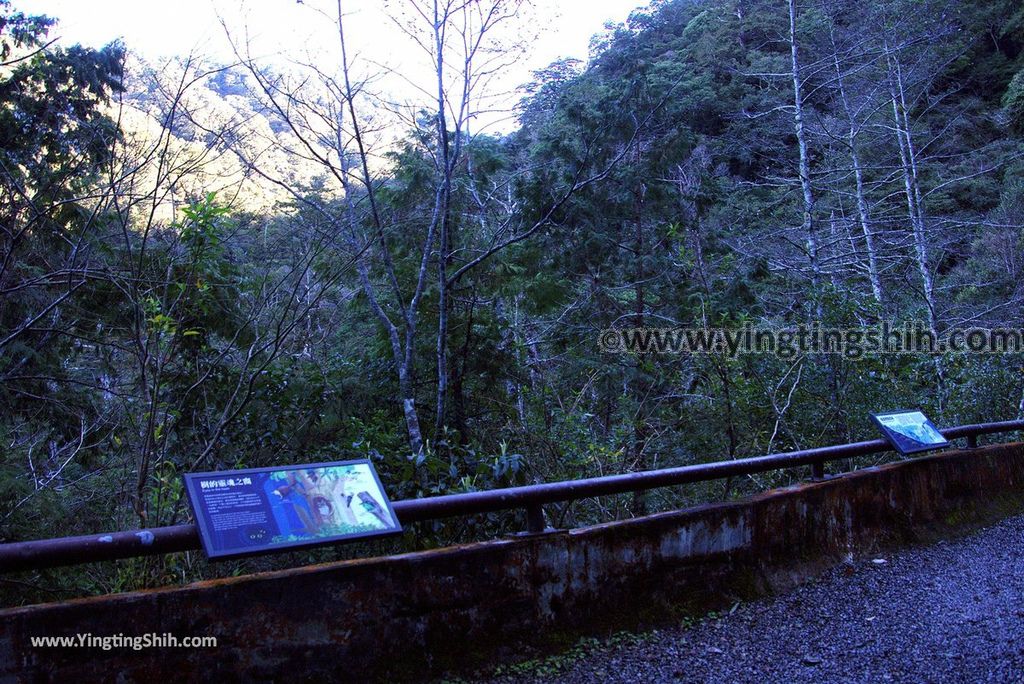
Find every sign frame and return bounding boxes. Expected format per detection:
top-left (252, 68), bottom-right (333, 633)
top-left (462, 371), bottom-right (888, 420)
top-left (184, 458), bottom-right (402, 560)
top-left (871, 409), bottom-right (950, 456)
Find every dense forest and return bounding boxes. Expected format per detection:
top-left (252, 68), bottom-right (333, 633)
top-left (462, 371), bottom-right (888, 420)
top-left (2, 0), bottom-right (1023, 603)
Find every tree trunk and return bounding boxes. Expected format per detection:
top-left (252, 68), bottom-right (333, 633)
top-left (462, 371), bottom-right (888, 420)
top-left (336, 5), bottom-right (432, 457)
top-left (791, 0), bottom-right (847, 442)
top-left (830, 32), bottom-right (883, 305)
top-left (452, 289), bottom-right (476, 444)
top-left (631, 178), bottom-right (648, 516)
top-left (886, 46), bottom-right (938, 334)
top-left (400, 370), bottom-right (425, 456)
top-left (886, 43), bottom-right (945, 416)
top-left (789, 0), bottom-right (821, 317)
top-left (434, 0), bottom-right (454, 437)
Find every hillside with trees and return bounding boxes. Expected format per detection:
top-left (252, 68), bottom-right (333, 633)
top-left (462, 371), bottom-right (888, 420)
top-left (1, 0), bottom-right (1022, 603)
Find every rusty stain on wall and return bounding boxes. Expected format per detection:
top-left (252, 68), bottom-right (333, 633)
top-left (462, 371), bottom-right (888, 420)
top-left (2, 443), bottom-right (1024, 682)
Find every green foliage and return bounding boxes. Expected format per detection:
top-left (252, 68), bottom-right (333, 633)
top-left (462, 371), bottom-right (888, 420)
top-left (0, 1), bottom-right (52, 61)
top-left (1004, 70), bottom-right (1024, 130)
top-left (3, 0), bottom-right (1024, 606)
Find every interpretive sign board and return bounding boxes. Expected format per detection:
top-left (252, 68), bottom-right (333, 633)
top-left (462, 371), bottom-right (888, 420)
top-left (184, 459), bottom-right (401, 559)
top-left (871, 410), bottom-right (950, 455)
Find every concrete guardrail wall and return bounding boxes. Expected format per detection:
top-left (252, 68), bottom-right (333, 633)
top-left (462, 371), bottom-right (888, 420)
top-left (3, 443), bottom-right (1024, 681)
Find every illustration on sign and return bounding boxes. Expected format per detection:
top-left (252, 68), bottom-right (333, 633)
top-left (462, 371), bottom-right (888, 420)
top-left (871, 410), bottom-right (950, 455)
top-left (184, 460), bottom-right (401, 559)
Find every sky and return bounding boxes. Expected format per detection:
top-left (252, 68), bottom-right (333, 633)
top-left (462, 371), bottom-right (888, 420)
top-left (15, 0), bottom-right (646, 132)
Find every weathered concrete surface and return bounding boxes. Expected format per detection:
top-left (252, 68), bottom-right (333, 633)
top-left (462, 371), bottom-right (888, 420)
top-left (481, 513), bottom-right (1024, 683)
top-left (2, 443), bottom-right (1024, 682)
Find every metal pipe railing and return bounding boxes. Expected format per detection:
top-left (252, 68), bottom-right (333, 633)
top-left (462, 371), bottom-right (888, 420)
top-left (2, 419), bottom-right (1022, 573)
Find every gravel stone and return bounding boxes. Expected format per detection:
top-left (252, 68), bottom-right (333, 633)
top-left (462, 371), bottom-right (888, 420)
top-left (481, 514), bottom-right (1024, 683)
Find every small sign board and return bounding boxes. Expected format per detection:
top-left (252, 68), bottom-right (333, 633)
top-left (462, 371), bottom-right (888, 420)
top-left (871, 409), bottom-right (950, 455)
top-left (184, 459), bottom-right (401, 560)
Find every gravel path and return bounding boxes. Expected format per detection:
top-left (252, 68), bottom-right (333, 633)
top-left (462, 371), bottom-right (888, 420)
top-left (482, 514), bottom-right (1024, 684)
